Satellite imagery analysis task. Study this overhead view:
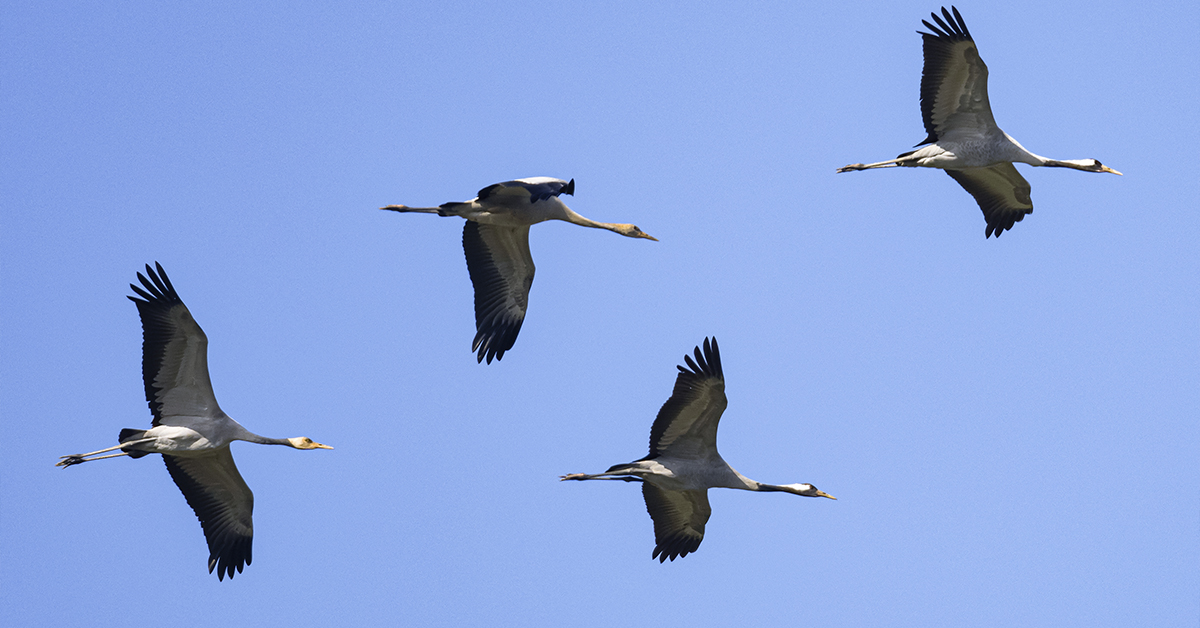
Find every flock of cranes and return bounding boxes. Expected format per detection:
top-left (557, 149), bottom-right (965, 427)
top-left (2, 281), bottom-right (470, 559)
top-left (58, 7), bottom-right (1118, 578)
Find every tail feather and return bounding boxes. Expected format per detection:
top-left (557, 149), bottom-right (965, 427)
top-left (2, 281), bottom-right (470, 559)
top-left (118, 428), bottom-right (151, 459)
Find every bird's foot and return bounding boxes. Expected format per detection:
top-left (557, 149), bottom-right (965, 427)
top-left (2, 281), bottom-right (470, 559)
top-left (560, 473), bottom-right (588, 481)
top-left (56, 456), bottom-right (85, 468)
top-left (836, 164), bottom-right (865, 173)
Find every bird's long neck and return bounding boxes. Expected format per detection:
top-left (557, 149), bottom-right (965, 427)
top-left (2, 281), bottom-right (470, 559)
top-left (242, 435), bottom-right (293, 446)
top-left (1040, 158), bottom-right (1092, 170)
top-left (1000, 133), bottom-right (1050, 167)
top-left (227, 421), bottom-right (290, 446)
top-left (1004, 142), bottom-right (1097, 170)
top-left (558, 205), bottom-right (625, 235)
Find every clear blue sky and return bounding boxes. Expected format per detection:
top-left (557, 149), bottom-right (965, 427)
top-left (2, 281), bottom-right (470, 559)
top-left (3, 1), bottom-right (1197, 626)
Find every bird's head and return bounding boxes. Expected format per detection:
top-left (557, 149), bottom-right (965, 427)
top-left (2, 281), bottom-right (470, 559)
top-left (287, 437), bottom-right (334, 450)
top-left (781, 483), bottom-right (836, 499)
top-left (614, 224), bottom-right (659, 241)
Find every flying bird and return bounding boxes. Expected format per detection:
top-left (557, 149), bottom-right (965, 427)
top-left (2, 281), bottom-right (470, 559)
top-left (837, 6), bottom-right (1121, 237)
top-left (382, 177), bottom-right (656, 363)
top-left (561, 338), bottom-right (834, 562)
top-left (57, 263), bottom-right (333, 580)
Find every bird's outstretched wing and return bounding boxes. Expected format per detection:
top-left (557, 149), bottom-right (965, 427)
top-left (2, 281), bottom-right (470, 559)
top-left (163, 448), bottom-right (254, 581)
top-left (945, 163), bottom-right (1032, 237)
top-left (127, 263), bottom-right (222, 424)
top-left (462, 222), bottom-right (535, 364)
top-left (917, 6), bottom-right (997, 146)
top-left (647, 337), bottom-right (727, 460)
top-left (643, 483), bottom-right (710, 562)
top-left (475, 178), bottom-right (574, 205)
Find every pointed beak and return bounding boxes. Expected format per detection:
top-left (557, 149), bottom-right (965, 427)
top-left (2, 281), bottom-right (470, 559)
top-left (642, 233), bottom-right (659, 242)
top-left (815, 490), bottom-right (837, 500)
top-left (1100, 166), bottom-right (1122, 175)
top-left (314, 443), bottom-right (334, 450)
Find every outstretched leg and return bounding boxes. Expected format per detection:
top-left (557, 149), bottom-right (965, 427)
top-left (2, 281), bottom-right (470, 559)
top-left (836, 158), bottom-right (904, 173)
top-left (56, 437), bottom-right (155, 467)
top-left (380, 205), bottom-right (441, 214)
top-left (57, 451), bottom-right (132, 467)
top-left (560, 472), bottom-right (642, 482)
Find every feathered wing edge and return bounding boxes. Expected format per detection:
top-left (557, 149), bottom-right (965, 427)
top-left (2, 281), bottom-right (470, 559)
top-left (163, 450), bottom-right (254, 581)
top-left (945, 164), bottom-right (1032, 238)
top-left (462, 221), bottom-right (535, 364)
top-left (643, 483), bottom-right (711, 562)
top-left (646, 337), bottom-right (727, 458)
top-left (916, 6), bottom-right (975, 146)
top-left (127, 263), bottom-right (189, 424)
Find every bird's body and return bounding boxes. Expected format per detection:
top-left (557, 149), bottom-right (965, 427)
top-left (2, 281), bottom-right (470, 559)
top-left (382, 177), bottom-right (656, 364)
top-left (562, 338), bottom-right (834, 562)
top-left (837, 6), bottom-right (1120, 237)
top-left (57, 263), bottom-right (331, 580)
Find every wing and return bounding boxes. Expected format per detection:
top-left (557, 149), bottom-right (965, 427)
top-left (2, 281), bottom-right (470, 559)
top-left (462, 221), bottom-right (535, 364)
top-left (945, 163), bottom-right (1032, 238)
top-left (475, 178), bottom-right (574, 206)
top-left (163, 448), bottom-right (254, 581)
top-left (127, 263), bottom-right (222, 424)
top-left (916, 6), bottom-right (997, 146)
top-left (643, 483), bottom-right (711, 562)
top-left (647, 337), bottom-right (727, 460)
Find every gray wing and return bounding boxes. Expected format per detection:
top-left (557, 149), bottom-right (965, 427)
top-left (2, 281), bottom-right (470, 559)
top-left (643, 483), bottom-right (711, 562)
top-left (462, 221), bottom-right (535, 364)
top-left (945, 163), bottom-right (1033, 238)
top-left (916, 7), bottom-right (997, 146)
top-left (163, 448), bottom-right (254, 581)
top-left (127, 263), bottom-right (222, 424)
top-left (476, 178), bottom-right (573, 205)
top-left (647, 338), bottom-right (727, 460)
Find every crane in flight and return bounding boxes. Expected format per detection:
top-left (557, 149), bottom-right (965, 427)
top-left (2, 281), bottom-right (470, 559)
top-left (837, 6), bottom-right (1120, 237)
top-left (57, 263), bottom-right (332, 580)
top-left (382, 177), bottom-right (656, 363)
top-left (562, 338), bottom-right (834, 561)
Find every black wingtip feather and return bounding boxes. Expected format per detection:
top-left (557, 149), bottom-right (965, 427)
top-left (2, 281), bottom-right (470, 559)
top-left (462, 221), bottom-right (533, 364)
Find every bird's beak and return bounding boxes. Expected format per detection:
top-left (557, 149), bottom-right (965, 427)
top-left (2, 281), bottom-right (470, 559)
top-left (1100, 166), bottom-right (1122, 175)
top-left (642, 233), bottom-right (659, 242)
top-left (815, 490), bottom-right (837, 500)
top-left (314, 443), bottom-right (334, 450)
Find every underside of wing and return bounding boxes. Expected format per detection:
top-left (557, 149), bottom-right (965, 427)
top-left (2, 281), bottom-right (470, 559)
top-left (945, 163), bottom-right (1033, 238)
top-left (643, 484), bottom-right (711, 562)
top-left (476, 178), bottom-right (574, 205)
top-left (462, 221), bottom-right (535, 364)
top-left (917, 6), bottom-right (996, 145)
top-left (127, 263), bottom-right (222, 424)
top-left (647, 338), bottom-right (727, 459)
top-left (162, 448), bottom-right (254, 581)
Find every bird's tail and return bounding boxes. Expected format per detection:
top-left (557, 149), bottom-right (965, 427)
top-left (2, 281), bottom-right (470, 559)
top-left (118, 428), bottom-right (152, 459)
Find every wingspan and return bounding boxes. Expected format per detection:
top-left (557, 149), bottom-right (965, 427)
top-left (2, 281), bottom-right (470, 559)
top-left (945, 163), bottom-right (1033, 237)
top-left (917, 6), bottom-right (997, 146)
top-left (462, 221), bottom-right (535, 364)
top-left (647, 337), bottom-right (727, 460)
top-left (163, 448), bottom-right (254, 581)
top-left (127, 263), bottom-right (222, 424)
top-left (643, 483), bottom-right (710, 562)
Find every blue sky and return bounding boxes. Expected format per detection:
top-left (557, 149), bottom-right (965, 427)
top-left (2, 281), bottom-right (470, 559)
top-left (2, 1), bottom-right (1197, 626)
